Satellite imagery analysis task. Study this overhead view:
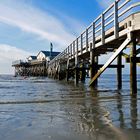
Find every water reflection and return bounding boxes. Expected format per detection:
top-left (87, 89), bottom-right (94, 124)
top-left (63, 87), bottom-right (140, 140)
top-left (59, 89), bottom-right (129, 139)
top-left (0, 75), bottom-right (140, 140)
top-left (116, 94), bottom-right (125, 128)
top-left (130, 95), bottom-right (138, 129)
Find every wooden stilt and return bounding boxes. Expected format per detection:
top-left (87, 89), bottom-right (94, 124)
top-left (90, 63), bottom-right (97, 86)
top-left (92, 57), bottom-right (98, 87)
top-left (90, 44), bottom-right (98, 87)
top-left (74, 55), bottom-right (79, 84)
top-left (75, 67), bottom-right (79, 85)
top-left (58, 64), bottom-right (62, 80)
top-left (130, 36), bottom-right (137, 95)
top-left (81, 64), bottom-right (86, 82)
top-left (117, 53), bottom-right (122, 89)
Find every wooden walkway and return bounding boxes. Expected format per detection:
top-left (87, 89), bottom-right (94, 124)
top-left (46, 0), bottom-right (140, 94)
top-left (19, 0), bottom-right (140, 95)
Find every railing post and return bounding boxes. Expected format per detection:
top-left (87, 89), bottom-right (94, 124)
top-left (114, 0), bottom-right (119, 39)
top-left (68, 45), bottom-right (70, 59)
top-left (67, 48), bottom-right (69, 59)
top-left (75, 38), bottom-right (79, 84)
top-left (81, 34), bottom-right (83, 54)
top-left (73, 41), bottom-right (75, 58)
top-left (86, 29), bottom-right (88, 52)
top-left (70, 44), bottom-right (72, 59)
top-left (92, 22), bottom-right (95, 50)
top-left (101, 14), bottom-right (105, 45)
top-left (75, 38), bottom-right (79, 66)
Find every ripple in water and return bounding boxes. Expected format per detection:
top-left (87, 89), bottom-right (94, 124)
top-left (0, 74), bottom-right (140, 140)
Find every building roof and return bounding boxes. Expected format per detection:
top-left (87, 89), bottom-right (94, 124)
top-left (27, 56), bottom-right (37, 60)
top-left (38, 51), bottom-right (60, 57)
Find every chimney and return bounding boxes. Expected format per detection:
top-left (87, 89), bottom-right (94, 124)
top-left (50, 42), bottom-right (53, 59)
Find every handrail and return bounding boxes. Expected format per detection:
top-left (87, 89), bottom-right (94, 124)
top-left (119, 2), bottom-right (140, 18)
top-left (12, 60), bottom-right (25, 65)
top-left (118, 0), bottom-right (130, 10)
top-left (49, 0), bottom-right (140, 65)
top-left (104, 12), bottom-right (114, 21)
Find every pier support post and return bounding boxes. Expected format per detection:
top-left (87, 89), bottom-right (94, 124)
top-left (130, 36), bottom-right (137, 95)
top-left (74, 56), bottom-right (79, 85)
top-left (81, 63), bottom-right (86, 82)
top-left (117, 53), bottom-right (122, 89)
top-left (81, 65), bottom-right (86, 82)
top-left (14, 67), bottom-right (17, 76)
top-left (58, 64), bottom-right (61, 80)
top-left (75, 67), bottom-right (79, 85)
top-left (43, 62), bottom-right (46, 76)
top-left (90, 43), bottom-right (98, 87)
top-left (66, 68), bottom-right (69, 81)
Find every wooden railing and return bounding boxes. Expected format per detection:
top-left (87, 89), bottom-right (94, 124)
top-left (12, 60), bottom-right (25, 66)
top-left (50, 0), bottom-right (140, 65)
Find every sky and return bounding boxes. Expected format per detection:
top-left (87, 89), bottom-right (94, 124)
top-left (0, 0), bottom-right (139, 74)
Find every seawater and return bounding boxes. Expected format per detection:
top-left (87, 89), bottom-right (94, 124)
top-left (0, 74), bottom-right (140, 140)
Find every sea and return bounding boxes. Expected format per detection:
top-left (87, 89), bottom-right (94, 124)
top-left (0, 74), bottom-right (140, 140)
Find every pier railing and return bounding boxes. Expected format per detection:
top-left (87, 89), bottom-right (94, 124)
top-left (12, 60), bottom-right (25, 66)
top-left (12, 59), bottom-right (47, 66)
top-left (50, 0), bottom-right (140, 65)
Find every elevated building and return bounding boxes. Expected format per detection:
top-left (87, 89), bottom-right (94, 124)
top-left (12, 45), bottom-right (60, 76)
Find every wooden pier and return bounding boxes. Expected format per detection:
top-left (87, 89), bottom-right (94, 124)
top-left (12, 48), bottom-right (60, 77)
top-left (48, 0), bottom-right (140, 95)
top-left (12, 60), bottom-right (48, 77)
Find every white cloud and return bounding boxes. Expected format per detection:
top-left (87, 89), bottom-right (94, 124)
top-left (0, 0), bottom-right (86, 74)
top-left (0, 44), bottom-right (31, 74)
top-left (0, 0), bottom-right (82, 48)
top-left (96, 0), bottom-right (115, 9)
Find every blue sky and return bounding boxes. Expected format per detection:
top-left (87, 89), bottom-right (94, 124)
top-left (0, 0), bottom-right (106, 51)
top-left (0, 0), bottom-right (139, 74)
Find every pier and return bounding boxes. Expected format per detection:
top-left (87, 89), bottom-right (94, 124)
top-left (12, 60), bottom-right (47, 77)
top-left (12, 47), bottom-right (60, 77)
top-left (12, 0), bottom-right (140, 95)
top-left (48, 0), bottom-right (140, 95)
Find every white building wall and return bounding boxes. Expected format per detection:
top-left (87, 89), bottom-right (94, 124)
top-left (37, 52), bottom-right (46, 61)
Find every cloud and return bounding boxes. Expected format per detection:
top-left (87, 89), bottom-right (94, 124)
top-left (0, 0), bottom-right (86, 74)
top-left (0, 44), bottom-right (31, 74)
top-left (46, 9), bottom-right (86, 36)
top-left (0, 0), bottom-right (82, 48)
top-left (96, 0), bottom-right (115, 9)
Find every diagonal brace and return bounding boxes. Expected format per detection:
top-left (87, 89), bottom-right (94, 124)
top-left (89, 37), bottom-right (132, 87)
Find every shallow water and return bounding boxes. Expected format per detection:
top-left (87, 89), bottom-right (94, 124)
top-left (0, 74), bottom-right (140, 140)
